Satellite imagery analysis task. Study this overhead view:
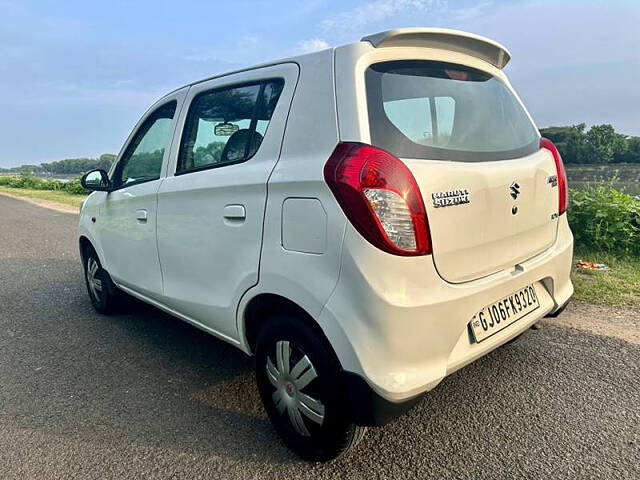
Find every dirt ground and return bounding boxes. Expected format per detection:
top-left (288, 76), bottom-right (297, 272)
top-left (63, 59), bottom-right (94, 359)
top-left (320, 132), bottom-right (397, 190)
top-left (0, 190), bottom-right (80, 214)
top-left (543, 301), bottom-right (640, 345)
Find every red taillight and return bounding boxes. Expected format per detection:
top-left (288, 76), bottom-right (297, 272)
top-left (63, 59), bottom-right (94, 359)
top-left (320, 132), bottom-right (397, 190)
top-left (324, 142), bottom-right (431, 256)
top-left (540, 137), bottom-right (568, 215)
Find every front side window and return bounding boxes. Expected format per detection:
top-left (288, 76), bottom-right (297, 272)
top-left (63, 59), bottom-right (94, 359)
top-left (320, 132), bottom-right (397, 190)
top-left (366, 60), bottom-right (539, 161)
top-left (177, 79), bottom-right (284, 174)
top-left (113, 101), bottom-right (177, 188)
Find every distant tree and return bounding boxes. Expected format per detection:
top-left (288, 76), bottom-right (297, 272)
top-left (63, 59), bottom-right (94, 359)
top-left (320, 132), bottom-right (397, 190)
top-left (618, 136), bottom-right (640, 163)
top-left (193, 142), bottom-right (226, 167)
top-left (120, 149), bottom-right (164, 182)
top-left (18, 165), bottom-right (41, 175)
top-left (583, 124), bottom-right (627, 164)
top-left (539, 124), bottom-right (586, 163)
top-left (541, 124), bottom-right (637, 164)
top-left (97, 154), bottom-right (117, 171)
top-left (611, 135), bottom-right (631, 162)
top-left (39, 155), bottom-right (117, 175)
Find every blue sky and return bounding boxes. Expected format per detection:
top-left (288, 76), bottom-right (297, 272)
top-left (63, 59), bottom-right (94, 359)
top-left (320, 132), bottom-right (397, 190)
top-left (0, 0), bottom-right (638, 167)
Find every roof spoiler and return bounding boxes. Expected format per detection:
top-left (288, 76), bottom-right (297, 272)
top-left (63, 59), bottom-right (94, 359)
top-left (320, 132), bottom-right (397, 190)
top-left (361, 28), bottom-right (511, 69)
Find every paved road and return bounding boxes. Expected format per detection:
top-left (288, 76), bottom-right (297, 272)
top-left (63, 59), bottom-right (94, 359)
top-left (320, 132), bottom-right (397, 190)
top-left (0, 194), bottom-right (638, 479)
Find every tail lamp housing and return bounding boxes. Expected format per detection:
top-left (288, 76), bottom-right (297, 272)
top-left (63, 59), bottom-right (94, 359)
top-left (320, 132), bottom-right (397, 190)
top-left (540, 137), bottom-right (568, 215)
top-left (324, 142), bottom-right (431, 256)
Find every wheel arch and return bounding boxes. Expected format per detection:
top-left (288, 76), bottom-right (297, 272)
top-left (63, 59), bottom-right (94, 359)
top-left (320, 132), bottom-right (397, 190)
top-left (244, 292), bottom-right (405, 428)
top-left (78, 235), bottom-right (108, 272)
top-left (242, 293), bottom-right (336, 360)
top-left (78, 235), bottom-right (93, 261)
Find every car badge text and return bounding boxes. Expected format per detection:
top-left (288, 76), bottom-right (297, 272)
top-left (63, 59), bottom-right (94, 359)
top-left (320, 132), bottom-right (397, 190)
top-left (432, 188), bottom-right (470, 208)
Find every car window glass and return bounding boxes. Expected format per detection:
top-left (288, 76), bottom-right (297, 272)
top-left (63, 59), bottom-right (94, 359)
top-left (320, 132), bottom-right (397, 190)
top-left (366, 60), bottom-right (539, 161)
top-left (435, 96), bottom-right (455, 143)
top-left (114, 101), bottom-right (176, 188)
top-left (177, 79), bottom-right (284, 174)
top-left (383, 97), bottom-right (433, 145)
top-left (382, 96), bottom-right (455, 147)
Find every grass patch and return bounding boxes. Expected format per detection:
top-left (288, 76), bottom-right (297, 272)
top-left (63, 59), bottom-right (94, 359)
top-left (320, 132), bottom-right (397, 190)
top-left (572, 248), bottom-right (640, 306)
top-left (0, 186), bottom-right (86, 208)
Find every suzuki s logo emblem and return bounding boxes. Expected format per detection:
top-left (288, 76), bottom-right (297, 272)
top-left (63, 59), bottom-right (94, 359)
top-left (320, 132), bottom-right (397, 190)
top-left (510, 181), bottom-right (521, 200)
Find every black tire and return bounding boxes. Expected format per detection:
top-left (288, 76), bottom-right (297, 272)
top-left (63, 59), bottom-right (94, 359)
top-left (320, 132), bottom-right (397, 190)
top-left (255, 314), bottom-right (366, 462)
top-left (82, 245), bottom-right (120, 315)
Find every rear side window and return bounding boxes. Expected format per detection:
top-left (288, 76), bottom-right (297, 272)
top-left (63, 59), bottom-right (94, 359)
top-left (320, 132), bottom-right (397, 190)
top-left (177, 79), bottom-right (284, 174)
top-left (365, 60), bottom-right (539, 161)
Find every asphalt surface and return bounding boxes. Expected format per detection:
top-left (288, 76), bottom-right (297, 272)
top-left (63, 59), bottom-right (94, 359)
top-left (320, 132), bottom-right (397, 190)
top-left (0, 194), bottom-right (638, 479)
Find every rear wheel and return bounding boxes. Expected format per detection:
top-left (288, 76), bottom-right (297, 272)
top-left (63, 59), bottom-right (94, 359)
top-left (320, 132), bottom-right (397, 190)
top-left (82, 246), bottom-right (120, 314)
top-left (255, 315), bottom-right (366, 461)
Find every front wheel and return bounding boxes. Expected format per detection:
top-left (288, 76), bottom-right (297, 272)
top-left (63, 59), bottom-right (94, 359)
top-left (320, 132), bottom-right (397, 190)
top-left (82, 246), bottom-right (120, 314)
top-left (255, 315), bottom-right (366, 461)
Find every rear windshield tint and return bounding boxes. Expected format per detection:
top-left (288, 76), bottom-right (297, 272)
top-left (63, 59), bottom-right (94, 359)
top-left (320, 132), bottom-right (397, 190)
top-left (365, 60), bottom-right (539, 161)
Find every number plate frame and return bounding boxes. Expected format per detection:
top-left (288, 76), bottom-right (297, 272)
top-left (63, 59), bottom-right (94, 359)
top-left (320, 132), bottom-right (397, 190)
top-left (469, 284), bottom-right (540, 343)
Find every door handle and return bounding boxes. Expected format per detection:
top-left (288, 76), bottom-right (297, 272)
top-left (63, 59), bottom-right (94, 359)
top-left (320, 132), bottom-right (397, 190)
top-left (135, 209), bottom-right (148, 222)
top-left (223, 204), bottom-right (246, 220)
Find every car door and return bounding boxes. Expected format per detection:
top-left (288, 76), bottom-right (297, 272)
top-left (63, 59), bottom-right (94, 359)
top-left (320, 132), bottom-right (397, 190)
top-left (98, 90), bottom-right (186, 298)
top-left (156, 63), bottom-right (298, 341)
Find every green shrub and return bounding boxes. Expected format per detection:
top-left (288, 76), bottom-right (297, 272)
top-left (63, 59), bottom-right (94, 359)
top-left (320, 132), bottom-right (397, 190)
top-left (0, 176), bottom-right (14, 187)
top-left (568, 184), bottom-right (640, 254)
top-left (63, 179), bottom-right (86, 194)
top-left (0, 175), bottom-right (87, 194)
top-left (34, 178), bottom-right (63, 191)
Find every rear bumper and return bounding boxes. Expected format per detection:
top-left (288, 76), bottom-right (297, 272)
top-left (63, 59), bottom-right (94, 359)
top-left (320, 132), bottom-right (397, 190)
top-left (544, 297), bottom-right (571, 318)
top-left (319, 215), bottom-right (574, 407)
top-left (341, 371), bottom-right (422, 426)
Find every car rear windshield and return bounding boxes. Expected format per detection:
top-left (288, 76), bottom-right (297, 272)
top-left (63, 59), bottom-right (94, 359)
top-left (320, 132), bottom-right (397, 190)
top-left (365, 60), bottom-right (539, 161)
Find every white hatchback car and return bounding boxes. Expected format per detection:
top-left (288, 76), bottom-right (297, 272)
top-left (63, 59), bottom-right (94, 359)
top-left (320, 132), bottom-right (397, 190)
top-left (79, 28), bottom-right (573, 461)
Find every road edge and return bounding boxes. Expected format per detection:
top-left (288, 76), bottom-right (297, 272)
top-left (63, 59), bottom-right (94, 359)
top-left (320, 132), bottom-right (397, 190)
top-left (0, 191), bottom-right (80, 215)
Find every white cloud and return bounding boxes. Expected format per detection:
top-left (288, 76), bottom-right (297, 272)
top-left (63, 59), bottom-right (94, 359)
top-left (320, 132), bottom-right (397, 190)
top-left (321, 0), bottom-right (441, 31)
top-left (442, 1), bottom-right (494, 22)
top-left (297, 37), bottom-right (330, 53)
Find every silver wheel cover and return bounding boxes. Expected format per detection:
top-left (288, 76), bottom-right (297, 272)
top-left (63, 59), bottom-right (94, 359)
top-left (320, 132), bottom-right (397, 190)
top-left (266, 340), bottom-right (325, 436)
top-left (86, 257), bottom-right (103, 302)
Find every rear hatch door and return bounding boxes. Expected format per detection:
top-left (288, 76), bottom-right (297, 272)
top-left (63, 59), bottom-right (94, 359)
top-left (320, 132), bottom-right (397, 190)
top-left (405, 151), bottom-right (558, 283)
top-left (364, 59), bottom-right (560, 283)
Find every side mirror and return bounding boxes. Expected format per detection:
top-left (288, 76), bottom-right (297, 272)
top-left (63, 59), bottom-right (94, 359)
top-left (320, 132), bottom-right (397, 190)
top-left (81, 169), bottom-right (111, 192)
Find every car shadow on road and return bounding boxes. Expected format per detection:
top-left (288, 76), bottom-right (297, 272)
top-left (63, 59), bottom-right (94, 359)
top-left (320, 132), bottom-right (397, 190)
top-left (0, 262), bottom-right (297, 464)
top-left (83, 294), bottom-right (303, 463)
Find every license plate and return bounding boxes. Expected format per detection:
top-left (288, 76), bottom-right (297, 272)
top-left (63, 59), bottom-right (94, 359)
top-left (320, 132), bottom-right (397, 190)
top-left (470, 284), bottom-right (540, 343)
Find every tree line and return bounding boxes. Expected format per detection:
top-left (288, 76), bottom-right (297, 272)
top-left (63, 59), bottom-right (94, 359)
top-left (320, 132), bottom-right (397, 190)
top-left (0, 154), bottom-right (116, 175)
top-left (540, 124), bottom-right (640, 164)
top-left (1, 123), bottom-right (639, 172)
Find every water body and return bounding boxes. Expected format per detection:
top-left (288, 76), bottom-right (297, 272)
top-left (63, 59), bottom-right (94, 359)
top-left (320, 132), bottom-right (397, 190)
top-left (570, 180), bottom-right (640, 196)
